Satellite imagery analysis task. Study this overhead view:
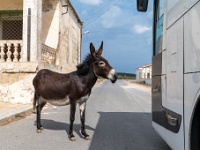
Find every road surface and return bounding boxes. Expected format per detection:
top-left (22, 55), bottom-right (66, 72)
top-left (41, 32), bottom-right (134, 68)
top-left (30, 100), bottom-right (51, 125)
top-left (0, 80), bottom-right (170, 150)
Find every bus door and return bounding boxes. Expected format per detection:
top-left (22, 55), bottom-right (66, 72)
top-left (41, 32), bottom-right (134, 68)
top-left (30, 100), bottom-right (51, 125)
top-left (152, 0), bottom-right (184, 148)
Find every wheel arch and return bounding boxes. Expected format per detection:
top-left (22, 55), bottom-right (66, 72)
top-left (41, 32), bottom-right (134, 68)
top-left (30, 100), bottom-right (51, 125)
top-left (190, 95), bottom-right (200, 150)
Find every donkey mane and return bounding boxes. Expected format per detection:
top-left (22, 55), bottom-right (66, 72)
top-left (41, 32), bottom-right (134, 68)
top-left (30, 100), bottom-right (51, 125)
top-left (76, 54), bottom-right (95, 76)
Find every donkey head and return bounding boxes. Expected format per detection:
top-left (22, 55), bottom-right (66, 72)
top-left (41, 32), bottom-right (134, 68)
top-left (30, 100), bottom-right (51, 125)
top-left (90, 41), bottom-right (117, 83)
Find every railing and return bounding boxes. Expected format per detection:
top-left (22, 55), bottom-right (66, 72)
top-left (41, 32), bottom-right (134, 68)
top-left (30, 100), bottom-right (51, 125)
top-left (0, 40), bottom-right (22, 62)
top-left (42, 44), bottom-right (56, 65)
top-left (0, 41), bottom-right (56, 64)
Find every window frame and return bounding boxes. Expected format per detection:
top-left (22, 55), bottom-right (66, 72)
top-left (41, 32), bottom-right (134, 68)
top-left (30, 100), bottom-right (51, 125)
top-left (153, 0), bottom-right (164, 56)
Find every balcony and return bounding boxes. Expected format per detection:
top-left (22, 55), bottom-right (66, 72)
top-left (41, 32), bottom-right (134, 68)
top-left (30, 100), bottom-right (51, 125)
top-left (42, 44), bottom-right (56, 65)
top-left (0, 40), bottom-right (22, 62)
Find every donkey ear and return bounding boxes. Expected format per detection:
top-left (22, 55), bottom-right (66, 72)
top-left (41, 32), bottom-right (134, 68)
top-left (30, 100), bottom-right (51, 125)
top-left (90, 42), bottom-right (96, 58)
top-left (97, 41), bottom-right (103, 56)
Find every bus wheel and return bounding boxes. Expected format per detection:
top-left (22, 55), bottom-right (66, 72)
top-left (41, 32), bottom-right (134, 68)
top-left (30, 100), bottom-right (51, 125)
top-left (191, 102), bottom-right (200, 150)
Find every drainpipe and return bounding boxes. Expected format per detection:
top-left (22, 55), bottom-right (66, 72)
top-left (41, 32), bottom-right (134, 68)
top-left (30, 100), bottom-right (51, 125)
top-left (27, 8), bottom-right (31, 62)
top-left (80, 25), bottom-right (82, 63)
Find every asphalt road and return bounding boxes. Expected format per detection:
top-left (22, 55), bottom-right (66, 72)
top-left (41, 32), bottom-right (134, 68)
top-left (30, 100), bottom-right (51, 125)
top-left (0, 80), bottom-right (171, 150)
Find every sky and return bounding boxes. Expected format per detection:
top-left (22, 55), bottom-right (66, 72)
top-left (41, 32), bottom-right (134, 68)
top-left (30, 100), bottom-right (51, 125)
top-left (71, 0), bottom-right (153, 73)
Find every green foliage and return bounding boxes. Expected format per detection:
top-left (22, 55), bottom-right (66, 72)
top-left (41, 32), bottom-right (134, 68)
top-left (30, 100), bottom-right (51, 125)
top-left (0, 10), bottom-right (23, 14)
top-left (117, 72), bottom-right (136, 80)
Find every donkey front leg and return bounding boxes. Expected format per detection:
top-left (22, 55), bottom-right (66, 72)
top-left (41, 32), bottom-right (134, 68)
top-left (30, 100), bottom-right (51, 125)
top-left (69, 102), bottom-right (76, 141)
top-left (79, 102), bottom-right (90, 140)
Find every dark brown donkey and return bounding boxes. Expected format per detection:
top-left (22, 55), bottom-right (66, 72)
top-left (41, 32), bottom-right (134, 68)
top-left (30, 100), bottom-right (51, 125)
top-left (33, 41), bottom-right (117, 141)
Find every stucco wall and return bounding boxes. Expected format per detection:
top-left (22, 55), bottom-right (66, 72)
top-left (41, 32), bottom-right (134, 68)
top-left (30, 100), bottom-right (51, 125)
top-left (41, 0), bottom-right (82, 72)
top-left (42, 0), bottom-right (59, 49)
top-left (136, 66), bottom-right (152, 85)
top-left (0, 0), bottom-right (23, 10)
top-left (56, 1), bottom-right (82, 72)
top-left (0, 73), bottom-right (35, 104)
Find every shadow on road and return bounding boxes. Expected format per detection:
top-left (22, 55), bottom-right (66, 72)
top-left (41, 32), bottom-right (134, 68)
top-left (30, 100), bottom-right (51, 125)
top-left (34, 119), bottom-right (95, 139)
top-left (89, 112), bottom-right (171, 150)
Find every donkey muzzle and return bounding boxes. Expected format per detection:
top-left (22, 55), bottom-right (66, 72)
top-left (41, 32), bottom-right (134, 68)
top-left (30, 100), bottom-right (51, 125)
top-left (110, 74), bottom-right (118, 83)
top-left (108, 69), bottom-right (118, 83)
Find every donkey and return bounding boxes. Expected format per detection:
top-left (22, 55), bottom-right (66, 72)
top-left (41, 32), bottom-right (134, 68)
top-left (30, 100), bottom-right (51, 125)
top-left (33, 41), bottom-right (117, 141)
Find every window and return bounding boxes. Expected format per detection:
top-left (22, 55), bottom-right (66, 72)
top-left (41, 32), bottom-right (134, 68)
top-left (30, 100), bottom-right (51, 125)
top-left (154, 0), bottom-right (164, 55)
top-left (0, 12), bottom-right (23, 40)
top-left (139, 72), bottom-right (142, 79)
top-left (147, 73), bottom-right (150, 79)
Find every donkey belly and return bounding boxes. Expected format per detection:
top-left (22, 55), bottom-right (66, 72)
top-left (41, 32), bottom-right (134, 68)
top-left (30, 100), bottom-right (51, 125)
top-left (41, 96), bottom-right (70, 106)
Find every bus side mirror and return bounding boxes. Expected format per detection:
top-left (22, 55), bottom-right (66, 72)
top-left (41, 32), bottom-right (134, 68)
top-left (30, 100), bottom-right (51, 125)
top-left (137, 0), bottom-right (149, 12)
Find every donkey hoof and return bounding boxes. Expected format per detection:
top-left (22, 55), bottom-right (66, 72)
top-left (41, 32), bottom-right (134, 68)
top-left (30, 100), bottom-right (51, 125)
top-left (84, 136), bottom-right (90, 140)
top-left (36, 127), bottom-right (44, 133)
top-left (32, 109), bottom-right (36, 114)
top-left (70, 137), bottom-right (76, 141)
top-left (36, 129), bottom-right (42, 133)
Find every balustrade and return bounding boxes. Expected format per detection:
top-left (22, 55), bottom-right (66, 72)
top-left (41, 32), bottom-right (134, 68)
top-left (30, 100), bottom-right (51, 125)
top-left (42, 44), bottom-right (56, 65)
top-left (0, 41), bottom-right (56, 65)
top-left (0, 40), bottom-right (22, 62)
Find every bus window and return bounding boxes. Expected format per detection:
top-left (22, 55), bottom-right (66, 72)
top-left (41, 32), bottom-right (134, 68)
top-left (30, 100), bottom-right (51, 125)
top-left (154, 0), bottom-right (164, 55)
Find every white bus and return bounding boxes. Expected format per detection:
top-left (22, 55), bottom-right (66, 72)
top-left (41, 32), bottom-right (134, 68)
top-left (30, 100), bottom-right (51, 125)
top-left (137, 0), bottom-right (200, 150)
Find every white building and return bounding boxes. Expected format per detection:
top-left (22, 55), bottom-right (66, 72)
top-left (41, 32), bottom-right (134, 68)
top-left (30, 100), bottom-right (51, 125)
top-left (0, 0), bottom-right (82, 104)
top-left (136, 64), bottom-right (152, 85)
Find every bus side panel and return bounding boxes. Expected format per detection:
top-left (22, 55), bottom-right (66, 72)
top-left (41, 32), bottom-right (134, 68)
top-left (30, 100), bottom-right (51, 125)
top-left (184, 1), bottom-right (200, 149)
top-left (166, 0), bottom-right (187, 28)
top-left (166, 0), bottom-right (199, 29)
top-left (166, 17), bottom-right (183, 119)
top-left (185, 0), bottom-right (200, 13)
top-left (165, 16), bottom-right (185, 149)
top-left (184, 1), bottom-right (200, 73)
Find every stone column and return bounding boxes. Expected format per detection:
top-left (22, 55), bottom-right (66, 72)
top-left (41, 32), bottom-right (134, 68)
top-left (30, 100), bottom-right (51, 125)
top-left (22, 0), bottom-right (42, 62)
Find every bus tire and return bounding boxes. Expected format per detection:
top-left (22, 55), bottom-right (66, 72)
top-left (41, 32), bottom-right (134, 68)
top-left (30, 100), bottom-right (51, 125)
top-left (191, 102), bottom-right (200, 150)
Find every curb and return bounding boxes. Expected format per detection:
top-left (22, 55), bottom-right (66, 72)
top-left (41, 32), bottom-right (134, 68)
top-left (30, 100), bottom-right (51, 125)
top-left (0, 105), bottom-right (33, 125)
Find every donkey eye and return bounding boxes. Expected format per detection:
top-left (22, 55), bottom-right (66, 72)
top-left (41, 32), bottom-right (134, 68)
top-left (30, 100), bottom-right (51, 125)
top-left (99, 61), bottom-right (105, 66)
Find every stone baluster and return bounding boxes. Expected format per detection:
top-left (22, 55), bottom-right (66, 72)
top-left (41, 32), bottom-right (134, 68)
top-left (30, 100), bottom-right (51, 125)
top-left (49, 52), bottom-right (53, 64)
top-left (47, 51), bottom-right (50, 63)
top-left (52, 52), bottom-right (55, 64)
top-left (41, 44), bottom-right (56, 64)
top-left (0, 43), bottom-right (5, 62)
top-left (43, 50), bottom-right (46, 62)
top-left (13, 43), bottom-right (19, 62)
top-left (42, 51), bottom-right (44, 62)
top-left (6, 43), bottom-right (12, 62)
top-left (52, 52), bottom-right (54, 64)
top-left (19, 42), bottom-right (22, 62)
top-left (43, 50), bottom-right (47, 63)
top-left (46, 51), bottom-right (49, 62)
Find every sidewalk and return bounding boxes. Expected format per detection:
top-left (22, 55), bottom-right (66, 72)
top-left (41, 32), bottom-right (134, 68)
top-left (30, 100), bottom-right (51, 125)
top-left (0, 101), bottom-right (32, 125)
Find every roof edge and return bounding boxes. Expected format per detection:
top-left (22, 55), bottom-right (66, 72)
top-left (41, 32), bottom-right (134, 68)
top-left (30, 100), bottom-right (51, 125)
top-left (67, 0), bottom-right (83, 25)
top-left (136, 64), bottom-right (152, 69)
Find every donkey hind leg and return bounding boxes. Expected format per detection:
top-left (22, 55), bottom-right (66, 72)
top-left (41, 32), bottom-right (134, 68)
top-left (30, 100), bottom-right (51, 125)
top-left (79, 102), bottom-right (90, 140)
top-left (36, 99), bottom-right (47, 133)
top-left (32, 92), bottom-right (38, 113)
top-left (69, 102), bottom-right (76, 141)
